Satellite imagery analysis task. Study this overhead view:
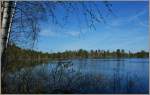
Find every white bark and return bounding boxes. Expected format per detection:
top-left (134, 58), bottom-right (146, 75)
top-left (0, 1), bottom-right (15, 62)
top-left (0, 1), bottom-right (10, 93)
top-left (1, 1), bottom-right (10, 67)
top-left (6, 1), bottom-right (16, 48)
top-left (0, 2), bottom-right (15, 85)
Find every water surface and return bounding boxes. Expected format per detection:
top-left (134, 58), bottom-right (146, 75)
top-left (4, 58), bottom-right (149, 94)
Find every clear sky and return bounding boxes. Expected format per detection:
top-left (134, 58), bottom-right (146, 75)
top-left (34, 1), bottom-right (149, 53)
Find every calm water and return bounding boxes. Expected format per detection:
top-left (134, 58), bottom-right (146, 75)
top-left (4, 58), bottom-right (149, 94)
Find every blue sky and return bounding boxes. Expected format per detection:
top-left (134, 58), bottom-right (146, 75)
top-left (34, 1), bottom-right (149, 53)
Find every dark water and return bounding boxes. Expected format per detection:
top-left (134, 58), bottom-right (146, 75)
top-left (4, 58), bottom-right (149, 94)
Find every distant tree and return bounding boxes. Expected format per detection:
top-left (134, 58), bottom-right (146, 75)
top-left (136, 50), bottom-right (149, 58)
top-left (77, 49), bottom-right (88, 58)
top-left (116, 49), bottom-right (121, 58)
top-left (121, 49), bottom-right (125, 57)
top-left (128, 51), bottom-right (132, 58)
top-left (90, 50), bottom-right (94, 58)
top-left (106, 50), bottom-right (110, 58)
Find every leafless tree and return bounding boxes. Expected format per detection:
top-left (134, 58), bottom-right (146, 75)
top-left (1, 1), bottom-right (114, 71)
top-left (1, 1), bottom-right (114, 93)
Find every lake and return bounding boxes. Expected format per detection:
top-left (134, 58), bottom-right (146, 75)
top-left (3, 58), bottom-right (149, 94)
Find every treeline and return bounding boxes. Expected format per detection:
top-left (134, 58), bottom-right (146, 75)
top-left (6, 44), bottom-right (49, 62)
top-left (49, 49), bottom-right (149, 59)
top-left (6, 44), bottom-right (149, 62)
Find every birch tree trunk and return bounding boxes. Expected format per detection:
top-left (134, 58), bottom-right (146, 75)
top-left (1, 1), bottom-right (15, 73)
top-left (1, 1), bottom-right (16, 93)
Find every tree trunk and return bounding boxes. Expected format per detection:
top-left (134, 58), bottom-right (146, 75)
top-left (1, 1), bottom-right (16, 93)
top-left (1, 1), bottom-right (15, 68)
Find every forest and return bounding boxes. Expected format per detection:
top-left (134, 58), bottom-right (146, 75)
top-left (6, 44), bottom-right (149, 61)
top-left (3, 43), bottom-right (148, 72)
top-left (4, 43), bottom-right (148, 72)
